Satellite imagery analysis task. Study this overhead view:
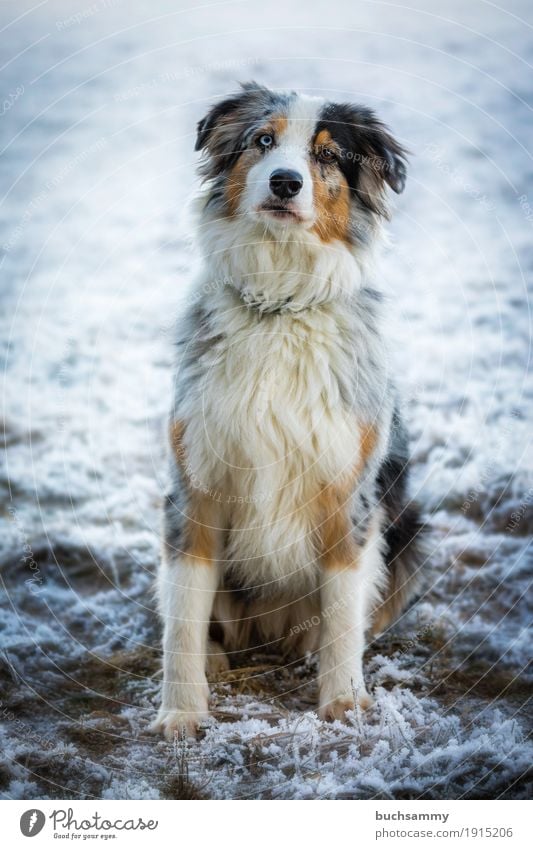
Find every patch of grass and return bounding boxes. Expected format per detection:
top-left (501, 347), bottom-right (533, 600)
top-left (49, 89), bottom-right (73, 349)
top-left (434, 660), bottom-right (533, 703)
top-left (64, 712), bottom-right (129, 756)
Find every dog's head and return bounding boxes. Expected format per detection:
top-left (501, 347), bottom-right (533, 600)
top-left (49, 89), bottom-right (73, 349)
top-left (195, 82), bottom-right (407, 246)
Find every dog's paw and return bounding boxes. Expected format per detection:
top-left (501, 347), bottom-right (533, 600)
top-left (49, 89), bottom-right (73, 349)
top-left (319, 689), bottom-right (374, 722)
top-left (149, 707), bottom-right (208, 740)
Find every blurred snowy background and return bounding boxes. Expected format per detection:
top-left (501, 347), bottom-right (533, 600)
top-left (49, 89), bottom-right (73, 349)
top-left (0, 0), bottom-right (531, 799)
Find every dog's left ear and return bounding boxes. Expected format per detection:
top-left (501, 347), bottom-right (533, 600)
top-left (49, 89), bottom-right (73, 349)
top-left (342, 106), bottom-right (408, 217)
top-left (321, 103), bottom-right (407, 216)
top-left (360, 112), bottom-right (407, 195)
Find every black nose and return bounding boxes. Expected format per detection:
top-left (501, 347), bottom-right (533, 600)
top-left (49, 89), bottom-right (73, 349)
top-left (269, 169), bottom-right (303, 199)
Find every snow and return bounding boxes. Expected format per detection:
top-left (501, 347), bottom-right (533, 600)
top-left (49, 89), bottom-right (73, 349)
top-left (1, 0), bottom-right (531, 799)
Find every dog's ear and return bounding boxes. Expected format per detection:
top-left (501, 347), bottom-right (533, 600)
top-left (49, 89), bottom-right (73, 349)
top-left (320, 104), bottom-right (407, 216)
top-left (195, 95), bottom-right (245, 152)
top-left (356, 110), bottom-right (407, 195)
top-left (195, 82), bottom-right (277, 155)
top-left (349, 108), bottom-right (407, 216)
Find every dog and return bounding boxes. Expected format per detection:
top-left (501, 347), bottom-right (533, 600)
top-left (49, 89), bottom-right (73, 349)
top-left (151, 82), bottom-right (424, 739)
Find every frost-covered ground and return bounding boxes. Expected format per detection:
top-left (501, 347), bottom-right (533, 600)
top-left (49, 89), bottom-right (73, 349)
top-left (1, 0), bottom-right (532, 800)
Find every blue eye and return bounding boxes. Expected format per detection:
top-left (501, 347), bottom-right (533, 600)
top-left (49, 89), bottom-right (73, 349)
top-left (258, 133), bottom-right (274, 150)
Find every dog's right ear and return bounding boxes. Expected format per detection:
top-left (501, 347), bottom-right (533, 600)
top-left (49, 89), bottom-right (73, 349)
top-left (195, 95), bottom-right (245, 152)
top-left (195, 82), bottom-right (278, 158)
top-left (195, 83), bottom-right (278, 178)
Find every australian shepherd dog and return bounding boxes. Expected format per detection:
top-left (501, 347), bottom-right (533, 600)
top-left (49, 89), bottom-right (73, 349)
top-left (152, 82), bottom-right (424, 738)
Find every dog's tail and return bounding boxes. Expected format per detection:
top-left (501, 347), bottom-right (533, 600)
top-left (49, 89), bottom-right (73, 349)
top-left (371, 411), bottom-right (427, 635)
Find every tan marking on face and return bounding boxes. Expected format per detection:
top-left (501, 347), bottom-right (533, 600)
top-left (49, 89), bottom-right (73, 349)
top-left (310, 134), bottom-right (351, 244)
top-left (269, 114), bottom-right (288, 139)
top-left (226, 152), bottom-right (257, 216)
top-left (313, 129), bottom-right (341, 157)
top-left (226, 114), bottom-right (288, 216)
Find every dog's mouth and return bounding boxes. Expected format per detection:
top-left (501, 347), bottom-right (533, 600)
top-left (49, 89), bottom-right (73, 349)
top-left (257, 203), bottom-right (304, 223)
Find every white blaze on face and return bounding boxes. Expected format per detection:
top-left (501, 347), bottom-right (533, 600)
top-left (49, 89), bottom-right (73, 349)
top-left (240, 95), bottom-right (324, 227)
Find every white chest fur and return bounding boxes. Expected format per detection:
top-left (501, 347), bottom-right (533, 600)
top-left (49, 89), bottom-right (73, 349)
top-left (174, 228), bottom-right (389, 593)
top-left (179, 294), bottom-right (367, 594)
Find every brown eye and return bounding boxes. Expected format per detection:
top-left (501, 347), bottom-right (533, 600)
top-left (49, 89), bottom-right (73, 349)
top-left (257, 133), bottom-right (274, 150)
top-left (317, 146), bottom-right (336, 163)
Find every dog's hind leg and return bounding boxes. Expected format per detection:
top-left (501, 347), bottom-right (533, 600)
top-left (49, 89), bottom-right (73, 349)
top-left (371, 410), bottom-right (425, 635)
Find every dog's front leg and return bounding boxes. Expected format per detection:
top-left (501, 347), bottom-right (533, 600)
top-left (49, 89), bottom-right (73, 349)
top-left (316, 484), bottom-right (373, 721)
top-left (318, 566), bottom-right (373, 720)
top-left (152, 492), bottom-right (220, 740)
